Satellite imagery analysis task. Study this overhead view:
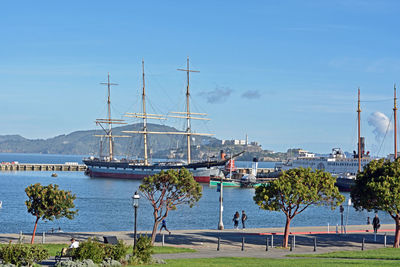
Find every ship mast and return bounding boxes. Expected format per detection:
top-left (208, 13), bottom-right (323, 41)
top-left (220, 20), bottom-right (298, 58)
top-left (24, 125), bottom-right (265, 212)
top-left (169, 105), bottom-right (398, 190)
top-left (96, 73), bottom-right (128, 161)
top-left (123, 59), bottom-right (213, 163)
top-left (177, 57), bottom-right (200, 164)
top-left (394, 84), bottom-right (397, 160)
top-left (357, 88), bottom-right (361, 172)
top-left (102, 73), bottom-right (117, 161)
top-left (142, 60), bottom-right (149, 165)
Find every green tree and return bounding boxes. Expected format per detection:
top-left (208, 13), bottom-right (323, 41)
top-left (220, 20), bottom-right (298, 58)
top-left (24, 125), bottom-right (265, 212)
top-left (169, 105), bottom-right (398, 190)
top-left (25, 183), bottom-right (77, 244)
top-left (139, 168), bottom-right (202, 244)
top-left (254, 167), bottom-right (344, 248)
top-left (351, 158), bottom-right (400, 247)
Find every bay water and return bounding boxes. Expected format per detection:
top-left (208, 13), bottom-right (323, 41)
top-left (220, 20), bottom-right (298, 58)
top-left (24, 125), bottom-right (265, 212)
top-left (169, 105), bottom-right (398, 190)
top-left (0, 153), bottom-right (392, 234)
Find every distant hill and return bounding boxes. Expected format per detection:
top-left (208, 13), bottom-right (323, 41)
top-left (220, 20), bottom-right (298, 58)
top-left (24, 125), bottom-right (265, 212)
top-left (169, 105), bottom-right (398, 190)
top-left (0, 123), bottom-right (290, 161)
top-left (0, 123), bottom-right (219, 158)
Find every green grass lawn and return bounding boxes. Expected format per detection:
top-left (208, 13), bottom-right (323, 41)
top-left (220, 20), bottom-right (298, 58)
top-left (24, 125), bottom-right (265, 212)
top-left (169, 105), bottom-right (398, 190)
top-left (152, 246), bottom-right (196, 254)
top-left (290, 247), bottom-right (400, 260)
top-left (125, 245), bottom-right (196, 254)
top-left (142, 257), bottom-right (400, 267)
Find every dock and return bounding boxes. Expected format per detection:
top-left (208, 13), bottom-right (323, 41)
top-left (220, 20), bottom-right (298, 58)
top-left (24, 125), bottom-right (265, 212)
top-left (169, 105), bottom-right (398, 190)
top-left (0, 164), bottom-right (275, 176)
top-left (0, 163), bottom-right (87, 172)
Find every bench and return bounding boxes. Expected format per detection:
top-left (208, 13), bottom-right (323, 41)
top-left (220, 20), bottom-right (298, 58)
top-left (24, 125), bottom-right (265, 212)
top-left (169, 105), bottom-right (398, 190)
top-left (55, 247), bottom-right (73, 262)
top-left (103, 236), bottom-right (118, 245)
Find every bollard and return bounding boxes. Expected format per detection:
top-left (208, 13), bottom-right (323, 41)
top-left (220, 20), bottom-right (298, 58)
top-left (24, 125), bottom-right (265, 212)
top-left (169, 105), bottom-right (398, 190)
top-left (162, 234), bottom-right (165, 246)
top-left (18, 231), bottom-right (23, 244)
top-left (290, 236), bottom-right (293, 251)
top-left (362, 238), bottom-right (365, 250)
top-left (293, 235), bottom-right (296, 249)
top-left (336, 224), bottom-right (339, 234)
top-left (217, 236), bottom-right (220, 251)
top-left (328, 223), bottom-right (330, 234)
top-left (271, 235), bottom-right (274, 248)
top-left (42, 232), bottom-right (45, 244)
top-left (265, 237), bottom-right (269, 251)
top-left (241, 236), bottom-right (245, 251)
top-left (384, 233), bottom-right (387, 248)
top-left (313, 237), bottom-right (317, 252)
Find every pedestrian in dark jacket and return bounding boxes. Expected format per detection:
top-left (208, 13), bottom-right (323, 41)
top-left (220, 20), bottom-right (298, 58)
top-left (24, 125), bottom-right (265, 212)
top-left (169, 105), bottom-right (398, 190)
top-left (241, 210), bottom-right (247, 229)
top-left (372, 214), bottom-right (380, 233)
top-left (233, 211), bottom-right (240, 229)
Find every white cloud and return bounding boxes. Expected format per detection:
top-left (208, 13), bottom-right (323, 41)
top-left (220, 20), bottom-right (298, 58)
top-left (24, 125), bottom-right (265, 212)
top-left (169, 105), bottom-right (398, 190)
top-left (367, 111), bottom-right (393, 141)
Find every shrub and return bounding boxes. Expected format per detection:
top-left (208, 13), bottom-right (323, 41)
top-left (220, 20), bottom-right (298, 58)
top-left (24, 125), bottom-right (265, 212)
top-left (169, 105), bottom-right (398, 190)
top-left (0, 243), bottom-right (49, 266)
top-left (72, 238), bottom-right (129, 264)
top-left (55, 259), bottom-right (96, 267)
top-left (103, 241), bottom-right (128, 261)
top-left (128, 235), bottom-right (153, 265)
top-left (73, 238), bottom-right (105, 264)
top-left (101, 258), bottom-right (122, 267)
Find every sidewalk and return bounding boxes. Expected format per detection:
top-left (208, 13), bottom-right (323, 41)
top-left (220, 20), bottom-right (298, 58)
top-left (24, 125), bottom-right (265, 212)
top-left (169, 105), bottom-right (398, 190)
top-left (1, 224), bottom-right (395, 259)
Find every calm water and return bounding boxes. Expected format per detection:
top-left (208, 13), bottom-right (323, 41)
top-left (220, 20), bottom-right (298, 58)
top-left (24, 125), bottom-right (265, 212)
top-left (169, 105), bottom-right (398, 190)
top-left (0, 153), bottom-right (393, 234)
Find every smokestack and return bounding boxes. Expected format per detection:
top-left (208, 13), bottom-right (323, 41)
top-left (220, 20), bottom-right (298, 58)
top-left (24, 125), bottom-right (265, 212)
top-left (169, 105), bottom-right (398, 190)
top-left (252, 157), bottom-right (258, 175)
top-left (220, 150), bottom-right (226, 160)
top-left (358, 137), bottom-right (366, 157)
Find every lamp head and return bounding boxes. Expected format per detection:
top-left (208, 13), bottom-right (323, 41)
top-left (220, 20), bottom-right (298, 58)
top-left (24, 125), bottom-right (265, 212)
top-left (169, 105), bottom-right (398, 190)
top-left (132, 191), bottom-right (140, 208)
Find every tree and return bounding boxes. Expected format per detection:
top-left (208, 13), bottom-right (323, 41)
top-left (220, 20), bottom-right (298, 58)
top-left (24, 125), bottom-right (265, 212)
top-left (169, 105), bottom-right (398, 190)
top-left (254, 167), bottom-right (344, 248)
top-left (25, 183), bottom-right (77, 244)
top-left (351, 158), bottom-right (400, 247)
top-left (139, 168), bottom-right (202, 244)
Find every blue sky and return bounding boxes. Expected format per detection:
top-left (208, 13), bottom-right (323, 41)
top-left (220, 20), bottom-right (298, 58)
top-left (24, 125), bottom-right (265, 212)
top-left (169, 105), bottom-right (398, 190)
top-left (1, 1), bottom-right (400, 155)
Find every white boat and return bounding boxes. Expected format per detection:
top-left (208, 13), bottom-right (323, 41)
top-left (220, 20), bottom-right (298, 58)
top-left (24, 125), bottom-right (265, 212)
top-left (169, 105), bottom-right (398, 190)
top-left (278, 147), bottom-right (373, 176)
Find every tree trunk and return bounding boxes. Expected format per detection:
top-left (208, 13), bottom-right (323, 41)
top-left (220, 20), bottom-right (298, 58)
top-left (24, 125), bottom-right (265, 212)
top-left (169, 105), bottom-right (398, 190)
top-left (283, 217), bottom-right (291, 248)
top-left (30, 217), bottom-right (40, 244)
top-left (394, 215), bottom-right (400, 248)
top-left (151, 220), bottom-right (161, 245)
top-left (151, 208), bottom-right (160, 245)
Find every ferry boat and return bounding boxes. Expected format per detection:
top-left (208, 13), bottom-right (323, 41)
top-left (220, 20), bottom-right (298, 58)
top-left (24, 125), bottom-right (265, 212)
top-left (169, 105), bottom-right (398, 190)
top-left (83, 58), bottom-right (235, 183)
top-left (278, 146), bottom-right (372, 176)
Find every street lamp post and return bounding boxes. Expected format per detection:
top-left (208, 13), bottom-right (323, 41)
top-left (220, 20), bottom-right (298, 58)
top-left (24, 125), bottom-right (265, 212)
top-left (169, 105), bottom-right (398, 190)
top-left (218, 174), bottom-right (224, 230)
top-left (132, 191), bottom-right (140, 249)
top-left (340, 205), bottom-right (344, 234)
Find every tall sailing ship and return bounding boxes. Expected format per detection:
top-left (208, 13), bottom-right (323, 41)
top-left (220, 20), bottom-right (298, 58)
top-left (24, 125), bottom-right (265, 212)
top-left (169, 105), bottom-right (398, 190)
top-left (83, 58), bottom-right (234, 183)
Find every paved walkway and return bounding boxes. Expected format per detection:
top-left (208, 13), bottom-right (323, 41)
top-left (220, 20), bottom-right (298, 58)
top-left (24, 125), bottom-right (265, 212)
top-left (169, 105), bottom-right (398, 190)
top-left (0, 224), bottom-right (396, 260)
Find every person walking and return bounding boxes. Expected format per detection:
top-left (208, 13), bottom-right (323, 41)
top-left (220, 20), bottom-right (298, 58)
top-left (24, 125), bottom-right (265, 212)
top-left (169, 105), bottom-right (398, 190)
top-left (233, 211), bottom-right (240, 230)
top-left (372, 214), bottom-right (380, 233)
top-left (241, 210), bottom-right (247, 229)
top-left (159, 219), bottom-right (171, 235)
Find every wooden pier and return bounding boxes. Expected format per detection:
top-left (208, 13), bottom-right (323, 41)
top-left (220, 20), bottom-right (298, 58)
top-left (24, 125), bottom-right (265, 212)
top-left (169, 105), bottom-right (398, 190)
top-left (0, 163), bottom-right (87, 172)
top-left (0, 164), bottom-right (276, 177)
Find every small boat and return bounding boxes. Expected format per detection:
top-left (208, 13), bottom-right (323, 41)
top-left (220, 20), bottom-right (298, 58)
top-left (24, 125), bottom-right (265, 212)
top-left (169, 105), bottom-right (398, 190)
top-left (240, 173), bottom-right (264, 188)
top-left (239, 158), bottom-right (264, 187)
top-left (0, 201), bottom-right (2, 208)
top-left (209, 179), bottom-right (240, 187)
top-left (335, 174), bottom-right (355, 192)
top-left (51, 173), bottom-right (58, 177)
